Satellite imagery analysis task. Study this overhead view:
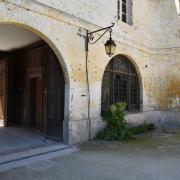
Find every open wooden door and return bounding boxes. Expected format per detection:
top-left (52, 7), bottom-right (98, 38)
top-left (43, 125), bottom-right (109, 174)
top-left (43, 48), bottom-right (65, 141)
top-left (0, 58), bottom-right (8, 126)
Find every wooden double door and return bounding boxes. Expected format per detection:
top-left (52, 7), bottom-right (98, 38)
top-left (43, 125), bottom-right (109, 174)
top-left (0, 43), bottom-right (65, 142)
top-left (44, 49), bottom-right (65, 141)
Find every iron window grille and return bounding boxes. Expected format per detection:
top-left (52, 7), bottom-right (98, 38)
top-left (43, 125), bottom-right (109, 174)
top-left (101, 55), bottom-right (140, 114)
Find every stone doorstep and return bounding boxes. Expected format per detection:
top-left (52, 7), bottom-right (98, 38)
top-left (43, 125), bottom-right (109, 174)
top-left (0, 143), bottom-right (77, 165)
top-left (0, 141), bottom-right (58, 156)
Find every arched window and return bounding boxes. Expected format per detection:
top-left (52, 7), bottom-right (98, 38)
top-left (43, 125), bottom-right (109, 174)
top-left (101, 55), bottom-right (140, 114)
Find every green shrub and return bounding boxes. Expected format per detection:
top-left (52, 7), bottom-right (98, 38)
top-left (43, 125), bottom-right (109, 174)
top-left (97, 102), bottom-right (132, 141)
top-left (96, 102), bottom-right (155, 141)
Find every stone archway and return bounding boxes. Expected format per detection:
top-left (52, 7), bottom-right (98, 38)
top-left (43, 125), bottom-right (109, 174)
top-left (0, 21), bottom-right (70, 143)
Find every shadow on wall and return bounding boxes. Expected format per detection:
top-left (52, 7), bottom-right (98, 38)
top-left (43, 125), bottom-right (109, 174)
top-left (0, 96), bottom-right (5, 127)
top-left (175, 0), bottom-right (180, 15)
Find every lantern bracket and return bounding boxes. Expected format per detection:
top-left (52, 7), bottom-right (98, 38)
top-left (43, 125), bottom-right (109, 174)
top-left (86, 23), bottom-right (115, 51)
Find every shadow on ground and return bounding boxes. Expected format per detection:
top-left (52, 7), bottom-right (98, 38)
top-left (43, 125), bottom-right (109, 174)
top-left (1, 128), bottom-right (180, 180)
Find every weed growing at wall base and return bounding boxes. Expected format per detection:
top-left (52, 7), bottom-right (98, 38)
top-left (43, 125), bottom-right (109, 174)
top-left (97, 102), bottom-right (132, 141)
top-left (96, 102), bottom-right (155, 141)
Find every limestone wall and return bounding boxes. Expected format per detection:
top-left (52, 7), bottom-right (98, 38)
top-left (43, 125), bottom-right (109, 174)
top-left (0, 0), bottom-right (179, 144)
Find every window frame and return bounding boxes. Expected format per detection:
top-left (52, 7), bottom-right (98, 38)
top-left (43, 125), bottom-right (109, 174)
top-left (101, 55), bottom-right (140, 114)
top-left (117, 0), bottom-right (133, 25)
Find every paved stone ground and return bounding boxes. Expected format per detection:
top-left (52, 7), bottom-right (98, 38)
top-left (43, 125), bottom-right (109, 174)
top-left (0, 127), bottom-right (56, 154)
top-left (0, 120), bottom-right (3, 127)
top-left (1, 128), bottom-right (180, 180)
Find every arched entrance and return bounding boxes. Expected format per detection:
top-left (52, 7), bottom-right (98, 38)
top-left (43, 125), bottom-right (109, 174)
top-left (0, 24), bottom-right (66, 142)
top-left (101, 55), bottom-right (141, 114)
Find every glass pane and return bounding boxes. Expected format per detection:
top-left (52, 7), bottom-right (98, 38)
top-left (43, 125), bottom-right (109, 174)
top-left (113, 57), bottom-right (129, 73)
top-left (113, 75), bottom-right (128, 107)
top-left (122, 3), bottom-right (127, 14)
top-left (130, 76), bottom-right (139, 110)
top-left (122, 13), bottom-right (127, 23)
top-left (106, 62), bottom-right (111, 71)
top-left (129, 63), bottom-right (137, 74)
top-left (101, 71), bottom-right (111, 114)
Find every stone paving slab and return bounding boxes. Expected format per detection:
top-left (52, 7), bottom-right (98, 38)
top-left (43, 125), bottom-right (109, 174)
top-left (1, 129), bottom-right (180, 180)
top-left (0, 120), bottom-right (3, 127)
top-left (0, 143), bottom-right (72, 165)
top-left (0, 126), bottom-right (78, 172)
top-left (0, 127), bottom-right (55, 154)
top-left (0, 146), bottom-right (78, 173)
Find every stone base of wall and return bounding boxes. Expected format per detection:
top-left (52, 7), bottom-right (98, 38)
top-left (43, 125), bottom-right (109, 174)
top-left (125, 111), bottom-right (180, 128)
top-left (68, 111), bottom-right (180, 144)
top-left (89, 117), bottom-right (106, 140)
top-left (68, 118), bottom-right (105, 144)
top-left (68, 119), bottom-right (89, 144)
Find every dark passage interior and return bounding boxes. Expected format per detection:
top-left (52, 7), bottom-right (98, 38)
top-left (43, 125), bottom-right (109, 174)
top-left (0, 42), bottom-right (65, 142)
top-left (29, 78), bottom-right (42, 130)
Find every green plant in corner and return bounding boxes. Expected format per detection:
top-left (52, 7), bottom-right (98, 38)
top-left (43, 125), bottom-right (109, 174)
top-left (97, 102), bottom-right (132, 141)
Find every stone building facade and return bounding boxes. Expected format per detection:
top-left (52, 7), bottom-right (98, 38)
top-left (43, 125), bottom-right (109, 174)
top-left (0, 0), bottom-right (179, 144)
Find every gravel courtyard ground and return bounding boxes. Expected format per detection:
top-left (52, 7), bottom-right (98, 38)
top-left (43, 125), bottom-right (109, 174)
top-left (0, 128), bottom-right (180, 180)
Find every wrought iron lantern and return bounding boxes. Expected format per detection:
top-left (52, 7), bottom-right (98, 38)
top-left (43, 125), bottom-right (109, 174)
top-left (104, 29), bottom-right (116, 57)
top-left (86, 23), bottom-right (116, 57)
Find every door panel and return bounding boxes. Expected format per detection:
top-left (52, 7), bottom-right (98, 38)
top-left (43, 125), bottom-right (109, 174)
top-left (29, 78), bottom-right (43, 130)
top-left (29, 79), bottom-right (36, 128)
top-left (7, 57), bottom-right (17, 126)
top-left (35, 78), bottom-right (43, 130)
top-left (44, 48), bottom-right (65, 141)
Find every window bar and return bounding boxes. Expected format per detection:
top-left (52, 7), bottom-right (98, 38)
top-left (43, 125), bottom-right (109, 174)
top-left (117, 0), bottom-right (121, 20)
top-left (111, 59), bottom-right (115, 104)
